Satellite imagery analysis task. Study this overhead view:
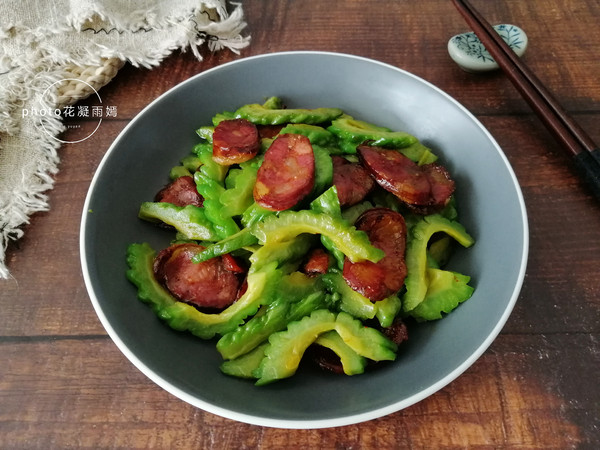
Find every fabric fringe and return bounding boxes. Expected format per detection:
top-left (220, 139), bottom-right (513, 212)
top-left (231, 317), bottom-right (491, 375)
top-left (0, 1), bottom-right (250, 279)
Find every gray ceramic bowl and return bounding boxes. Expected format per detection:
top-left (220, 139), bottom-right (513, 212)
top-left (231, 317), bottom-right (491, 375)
top-left (80, 51), bottom-right (528, 429)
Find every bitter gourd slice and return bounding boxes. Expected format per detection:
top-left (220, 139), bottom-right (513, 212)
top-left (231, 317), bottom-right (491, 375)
top-left (254, 309), bottom-right (396, 385)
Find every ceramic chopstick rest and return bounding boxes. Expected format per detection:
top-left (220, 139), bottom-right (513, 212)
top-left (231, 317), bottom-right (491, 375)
top-left (448, 24), bottom-right (528, 73)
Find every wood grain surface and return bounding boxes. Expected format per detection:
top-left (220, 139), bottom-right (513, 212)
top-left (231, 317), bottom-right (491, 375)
top-left (1, 0), bottom-right (599, 448)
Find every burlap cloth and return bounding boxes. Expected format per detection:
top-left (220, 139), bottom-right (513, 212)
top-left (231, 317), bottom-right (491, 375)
top-left (0, 0), bottom-right (250, 278)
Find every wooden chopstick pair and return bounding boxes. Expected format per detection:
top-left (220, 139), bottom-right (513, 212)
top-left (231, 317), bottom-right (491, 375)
top-left (451, 0), bottom-right (600, 201)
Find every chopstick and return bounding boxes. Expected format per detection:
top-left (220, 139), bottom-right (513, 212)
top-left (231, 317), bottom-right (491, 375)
top-left (451, 0), bottom-right (600, 201)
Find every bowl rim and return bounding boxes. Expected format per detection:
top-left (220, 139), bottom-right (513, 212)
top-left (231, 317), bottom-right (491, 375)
top-left (80, 50), bottom-right (529, 429)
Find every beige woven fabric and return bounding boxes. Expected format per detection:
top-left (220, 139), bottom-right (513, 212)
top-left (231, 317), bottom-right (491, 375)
top-left (0, 0), bottom-right (249, 279)
top-left (58, 58), bottom-right (125, 107)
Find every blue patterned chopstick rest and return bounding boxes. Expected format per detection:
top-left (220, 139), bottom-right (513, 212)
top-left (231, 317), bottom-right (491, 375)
top-left (448, 24), bottom-right (528, 73)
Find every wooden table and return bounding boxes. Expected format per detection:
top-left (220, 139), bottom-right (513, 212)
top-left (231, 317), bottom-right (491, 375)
top-left (2, 0), bottom-right (599, 447)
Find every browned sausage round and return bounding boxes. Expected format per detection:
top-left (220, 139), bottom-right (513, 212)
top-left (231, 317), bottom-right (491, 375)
top-left (155, 175), bottom-right (203, 207)
top-left (418, 163), bottom-right (455, 214)
top-left (153, 243), bottom-right (244, 310)
top-left (306, 345), bottom-right (346, 375)
top-left (357, 145), bottom-right (455, 212)
top-left (342, 207), bottom-right (407, 302)
top-left (331, 155), bottom-right (375, 207)
top-left (221, 253), bottom-right (246, 274)
top-left (302, 248), bottom-right (331, 276)
top-left (342, 260), bottom-right (388, 301)
top-left (380, 317), bottom-right (409, 346)
top-left (257, 124), bottom-right (284, 140)
top-left (253, 133), bottom-right (315, 211)
top-left (212, 118), bottom-right (260, 165)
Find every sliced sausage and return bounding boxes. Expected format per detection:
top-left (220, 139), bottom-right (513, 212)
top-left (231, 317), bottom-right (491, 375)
top-left (357, 145), bottom-right (455, 212)
top-left (212, 118), bottom-right (260, 165)
top-left (253, 133), bottom-right (315, 211)
top-left (153, 243), bottom-right (245, 310)
top-left (222, 253), bottom-right (247, 274)
top-left (307, 345), bottom-right (345, 375)
top-left (409, 163), bottom-right (455, 215)
top-left (343, 208), bottom-right (407, 302)
top-left (380, 317), bottom-right (409, 346)
top-left (342, 260), bottom-right (388, 301)
top-left (155, 175), bottom-right (203, 207)
top-left (257, 124), bottom-right (284, 140)
top-left (332, 155), bottom-right (375, 207)
top-left (302, 248), bottom-right (331, 276)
